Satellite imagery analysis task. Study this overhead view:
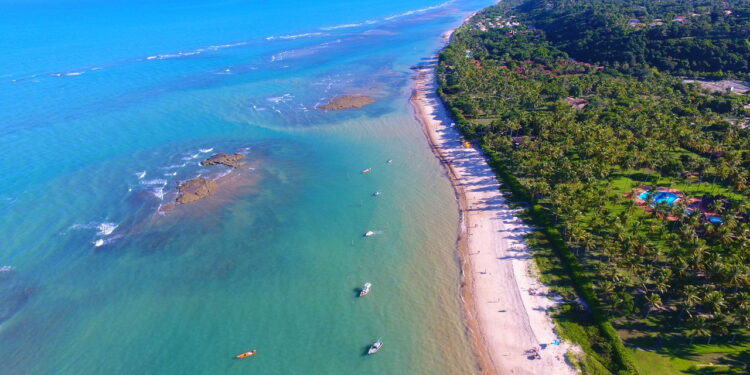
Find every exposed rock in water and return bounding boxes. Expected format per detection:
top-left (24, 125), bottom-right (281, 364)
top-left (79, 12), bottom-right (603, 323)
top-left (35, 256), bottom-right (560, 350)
top-left (319, 95), bottom-right (374, 111)
top-left (176, 177), bottom-right (218, 204)
top-left (200, 153), bottom-right (246, 168)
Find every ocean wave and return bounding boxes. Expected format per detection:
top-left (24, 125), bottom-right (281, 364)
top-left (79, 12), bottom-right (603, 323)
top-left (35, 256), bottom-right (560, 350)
top-left (140, 179), bottom-right (167, 186)
top-left (267, 93), bottom-right (293, 103)
top-left (145, 50), bottom-right (202, 60)
top-left (96, 222), bottom-right (118, 236)
top-left (199, 148), bottom-right (214, 153)
top-left (135, 171), bottom-right (146, 179)
top-left (265, 32), bottom-right (328, 41)
top-left (151, 187), bottom-right (165, 200)
top-left (0, 265), bottom-right (14, 273)
top-left (384, 1), bottom-right (453, 21)
top-left (160, 162), bottom-right (188, 170)
top-left (213, 169), bottom-right (234, 180)
top-left (321, 22), bottom-right (366, 30)
top-left (144, 41), bottom-right (248, 61)
top-left (164, 171), bottom-right (177, 177)
top-left (93, 234), bottom-right (123, 248)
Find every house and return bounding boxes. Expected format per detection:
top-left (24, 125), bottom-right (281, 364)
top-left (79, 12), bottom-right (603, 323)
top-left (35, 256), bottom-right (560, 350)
top-left (564, 97), bottom-right (588, 110)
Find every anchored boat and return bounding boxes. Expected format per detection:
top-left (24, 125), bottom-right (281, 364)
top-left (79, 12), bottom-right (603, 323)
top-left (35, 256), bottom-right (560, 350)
top-left (364, 231), bottom-right (375, 237)
top-left (361, 168), bottom-right (372, 174)
top-left (367, 339), bottom-right (383, 355)
top-left (236, 350), bottom-right (257, 359)
top-left (359, 282), bottom-right (371, 297)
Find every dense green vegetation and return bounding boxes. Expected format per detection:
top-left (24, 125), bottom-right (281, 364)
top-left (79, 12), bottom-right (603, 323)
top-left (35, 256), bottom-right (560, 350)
top-left (516, 0), bottom-right (750, 80)
top-left (438, 0), bottom-right (750, 373)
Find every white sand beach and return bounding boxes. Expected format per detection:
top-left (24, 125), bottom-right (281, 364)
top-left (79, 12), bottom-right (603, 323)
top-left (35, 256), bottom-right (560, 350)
top-left (411, 53), bottom-right (578, 374)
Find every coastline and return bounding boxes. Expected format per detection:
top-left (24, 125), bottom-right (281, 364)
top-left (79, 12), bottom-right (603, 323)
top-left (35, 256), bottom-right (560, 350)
top-left (410, 26), bottom-right (578, 375)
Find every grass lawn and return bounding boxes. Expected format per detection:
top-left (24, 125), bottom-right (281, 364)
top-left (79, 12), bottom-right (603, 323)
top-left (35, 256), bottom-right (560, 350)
top-left (629, 343), bottom-right (749, 374)
top-left (608, 170), bottom-right (747, 202)
top-left (618, 321), bottom-right (750, 374)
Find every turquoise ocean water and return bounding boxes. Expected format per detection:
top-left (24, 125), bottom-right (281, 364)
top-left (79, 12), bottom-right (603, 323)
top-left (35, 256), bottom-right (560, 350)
top-left (0, 0), bottom-right (494, 373)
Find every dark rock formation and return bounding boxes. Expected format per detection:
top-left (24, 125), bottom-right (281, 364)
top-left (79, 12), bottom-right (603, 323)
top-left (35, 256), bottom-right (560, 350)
top-left (319, 95), bottom-right (374, 111)
top-left (176, 177), bottom-right (218, 204)
top-left (200, 153), bottom-right (246, 168)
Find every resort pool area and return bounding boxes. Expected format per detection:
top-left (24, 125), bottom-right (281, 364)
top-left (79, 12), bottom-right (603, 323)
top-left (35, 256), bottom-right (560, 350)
top-left (708, 215), bottom-right (724, 224)
top-left (638, 191), bottom-right (680, 206)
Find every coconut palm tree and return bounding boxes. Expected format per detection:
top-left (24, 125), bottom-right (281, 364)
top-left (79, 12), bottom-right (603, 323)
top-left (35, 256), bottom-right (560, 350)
top-left (685, 316), bottom-right (711, 346)
top-left (644, 293), bottom-right (663, 318)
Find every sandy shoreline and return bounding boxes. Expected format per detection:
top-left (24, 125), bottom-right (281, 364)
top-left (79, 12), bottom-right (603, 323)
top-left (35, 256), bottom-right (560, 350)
top-left (410, 32), bottom-right (577, 375)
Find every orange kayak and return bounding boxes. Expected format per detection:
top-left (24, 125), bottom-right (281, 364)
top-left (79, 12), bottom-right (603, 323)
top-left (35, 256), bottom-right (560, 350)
top-left (236, 350), bottom-right (257, 359)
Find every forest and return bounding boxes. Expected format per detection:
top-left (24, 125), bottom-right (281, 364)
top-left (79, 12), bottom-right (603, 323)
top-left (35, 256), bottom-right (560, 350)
top-left (515, 0), bottom-right (750, 79)
top-left (438, 0), bottom-right (750, 373)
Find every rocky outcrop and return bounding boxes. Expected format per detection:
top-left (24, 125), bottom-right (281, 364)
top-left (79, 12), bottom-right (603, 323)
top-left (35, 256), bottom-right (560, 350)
top-left (200, 153), bottom-right (246, 168)
top-left (319, 95), bottom-right (374, 111)
top-left (176, 177), bottom-right (218, 204)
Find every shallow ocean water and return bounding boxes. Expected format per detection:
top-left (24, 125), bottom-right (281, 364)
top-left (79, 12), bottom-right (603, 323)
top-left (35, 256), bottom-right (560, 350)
top-left (0, 0), bottom-right (495, 373)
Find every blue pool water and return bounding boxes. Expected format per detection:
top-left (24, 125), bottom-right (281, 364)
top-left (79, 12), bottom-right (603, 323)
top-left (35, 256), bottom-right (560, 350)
top-left (0, 0), bottom-right (496, 374)
top-left (639, 191), bottom-right (680, 206)
top-left (708, 216), bottom-right (724, 224)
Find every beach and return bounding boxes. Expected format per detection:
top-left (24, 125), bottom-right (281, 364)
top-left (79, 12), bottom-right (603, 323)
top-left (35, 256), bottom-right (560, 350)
top-left (411, 50), bottom-right (578, 375)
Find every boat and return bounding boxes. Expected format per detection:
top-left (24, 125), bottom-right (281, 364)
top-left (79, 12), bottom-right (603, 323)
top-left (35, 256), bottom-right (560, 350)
top-left (236, 350), bottom-right (257, 359)
top-left (373, 191), bottom-right (381, 196)
top-left (368, 339), bottom-right (383, 355)
top-left (359, 282), bottom-right (371, 297)
top-left (364, 231), bottom-right (375, 237)
top-left (386, 159), bottom-right (393, 164)
top-left (361, 168), bottom-right (372, 174)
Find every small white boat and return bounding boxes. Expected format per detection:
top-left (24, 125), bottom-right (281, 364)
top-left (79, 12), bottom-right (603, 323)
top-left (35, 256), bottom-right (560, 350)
top-left (373, 191), bottom-right (381, 196)
top-left (368, 339), bottom-right (383, 355)
top-left (359, 282), bottom-right (371, 297)
top-left (361, 168), bottom-right (372, 174)
top-left (386, 159), bottom-right (393, 164)
top-left (364, 231), bottom-right (375, 237)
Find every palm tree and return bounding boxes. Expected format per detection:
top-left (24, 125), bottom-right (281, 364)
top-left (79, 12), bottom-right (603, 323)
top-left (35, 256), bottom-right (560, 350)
top-left (704, 291), bottom-right (726, 317)
top-left (645, 293), bottom-right (663, 318)
top-left (685, 316), bottom-right (710, 346)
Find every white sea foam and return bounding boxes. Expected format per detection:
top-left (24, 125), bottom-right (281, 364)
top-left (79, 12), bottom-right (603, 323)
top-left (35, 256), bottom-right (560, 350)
top-left (0, 265), bottom-right (14, 273)
top-left (152, 187), bottom-right (165, 200)
top-left (199, 148), bottom-right (214, 153)
top-left (93, 234), bottom-right (123, 248)
top-left (265, 32), bottom-right (328, 41)
top-left (267, 93), bottom-right (293, 103)
top-left (140, 179), bottom-right (167, 186)
top-left (181, 153), bottom-right (200, 160)
top-left (160, 162), bottom-right (188, 170)
top-left (135, 171), bottom-right (146, 179)
top-left (384, 1), bottom-right (453, 21)
top-left (96, 222), bottom-right (118, 236)
top-left (321, 22), bottom-right (365, 30)
top-left (164, 171), bottom-right (177, 176)
top-left (214, 169), bottom-right (233, 180)
top-left (64, 72), bottom-right (84, 76)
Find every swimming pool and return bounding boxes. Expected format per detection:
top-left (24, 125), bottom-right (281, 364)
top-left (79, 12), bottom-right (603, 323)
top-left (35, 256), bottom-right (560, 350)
top-left (707, 215), bottom-right (724, 224)
top-left (638, 191), bottom-right (680, 206)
